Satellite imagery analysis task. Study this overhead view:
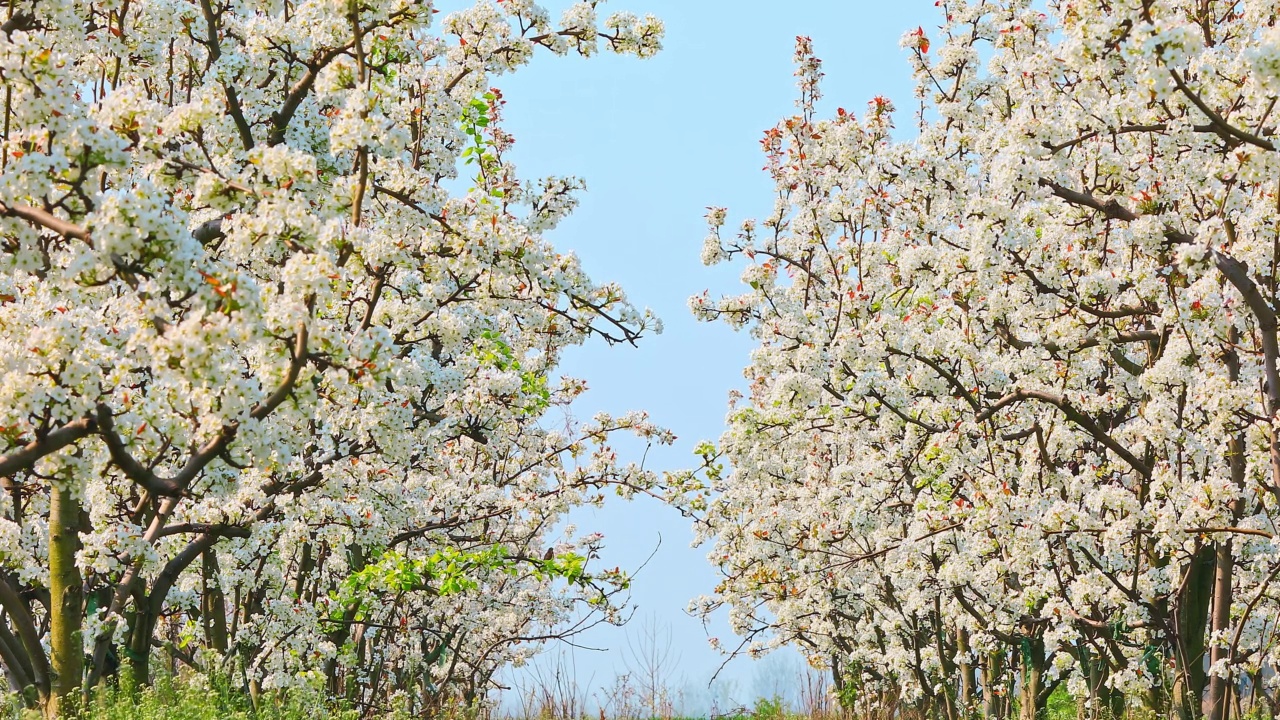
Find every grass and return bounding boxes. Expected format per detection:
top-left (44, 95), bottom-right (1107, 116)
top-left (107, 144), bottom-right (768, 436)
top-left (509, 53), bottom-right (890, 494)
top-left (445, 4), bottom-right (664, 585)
top-left (2, 673), bottom-right (361, 720)
top-left (2, 671), bottom-right (1209, 720)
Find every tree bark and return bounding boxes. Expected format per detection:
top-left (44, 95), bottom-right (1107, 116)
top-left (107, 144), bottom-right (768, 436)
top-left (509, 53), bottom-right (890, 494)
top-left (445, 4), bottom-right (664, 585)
top-left (0, 619), bottom-right (36, 703)
top-left (1080, 645), bottom-right (1124, 720)
top-left (1018, 636), bottom-right (1044, 720)
top-left (1173, 545), bottom-right (1216, 720)
top-left (47, 482), bottom-right (84, 718)
top-left (1204, 539), bottom-right (1235, 720)
top-left (983, 650), bottom-right (1005, 720)
top-left (202, 549), bottom-right (229, 654)
top-left (933, 605), bottom-right (959, 720)
top-left (324, 543), bottom-right (366, 695)
top-left (126, 603), bottom-right (155, 687)
top-left (0, 573), bottom-right (50, 707)
top-left (957, 628), bottom-right (973, 718)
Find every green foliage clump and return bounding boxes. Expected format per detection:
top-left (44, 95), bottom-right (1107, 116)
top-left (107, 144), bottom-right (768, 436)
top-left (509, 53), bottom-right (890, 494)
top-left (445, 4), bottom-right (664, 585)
top-left (751, 696), bottom-right (786, 720)
top-left (1045, 686), bottom-right (1077, 720)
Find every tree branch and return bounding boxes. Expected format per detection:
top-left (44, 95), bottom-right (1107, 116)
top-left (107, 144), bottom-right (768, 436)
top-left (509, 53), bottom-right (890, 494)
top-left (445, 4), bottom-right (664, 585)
top-left (157, 522), bottom-right (251, 539)
top-left (96, 319), bottom-right (310, 497)
top-left (267, 46), bottom-right (352, 147)
top-left (0, 417), bottom-right (96, 478)
top-left (0, 12), bottom-right (36, 36)
top-left (977, 389), bottom-right (1152, 478)
top-left (0, 203), bottom-right (91, 244)
top-left (1039, 179), bottom-right (1137, 221)
top-left (0, 575), bottom-right (48, 701)
top-left (1170, 69), bottom-right (1276, 151)
top-left (192, 218), bottom-right (225, 245)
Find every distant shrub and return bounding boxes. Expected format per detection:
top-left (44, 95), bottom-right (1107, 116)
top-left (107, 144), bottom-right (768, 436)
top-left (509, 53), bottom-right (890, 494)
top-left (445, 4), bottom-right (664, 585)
top-left (751, 696), bottom-right (786, 720)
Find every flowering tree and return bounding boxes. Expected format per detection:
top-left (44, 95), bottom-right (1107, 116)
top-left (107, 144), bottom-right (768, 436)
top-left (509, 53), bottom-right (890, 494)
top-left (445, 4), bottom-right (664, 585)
top-left (0, 0), bottom-right (666, 716)
top-left (685, 3), bottom-right (1280, 720)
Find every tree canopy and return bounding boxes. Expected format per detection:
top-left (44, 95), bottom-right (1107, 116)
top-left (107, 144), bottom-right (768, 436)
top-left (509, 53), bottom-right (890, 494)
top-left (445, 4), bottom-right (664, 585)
top-left (682, 3), bottom-right (1280, 720)
top-left (0, 0), bottom-right (668, 716)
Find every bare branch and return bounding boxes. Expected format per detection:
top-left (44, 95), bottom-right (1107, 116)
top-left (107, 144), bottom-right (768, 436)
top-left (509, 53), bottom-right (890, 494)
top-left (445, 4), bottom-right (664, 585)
top-left (0, 203), bottom-right (91, 244)
top-left (1039, 179), bottom-right (1137, 221)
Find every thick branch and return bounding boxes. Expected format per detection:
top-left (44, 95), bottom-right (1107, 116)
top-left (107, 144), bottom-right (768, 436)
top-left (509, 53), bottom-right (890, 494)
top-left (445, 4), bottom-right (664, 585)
top-left (996, 323), bottom-right (1159, 354)
top-left (156, 522), bottom-right (251, 539)
top-left (1170, 69), bottom-right (1276, 151)
top-left (1044, 123), bottom-right (1231, 155)
top-left (0, 203), bottom-right (90, 244)
top-left (224, 86), bottom-right (255, 151)
top-left (951, 588), bottom-right (1018, 644)
top-left (192, 218), bottom-right (225, 245)
top-left (1187, 526), bottom-right (1274, 539)
top-left (148, 535), bottom-right (223, 614)
top-left (267, 46), bottom-right (351, 147)
top-left (96, 319), bottom-right (310, 496)
top-left (977, 389), bottom-right (1152, 478)
top-left (95, 407), bottom-right (183, 496)
top-left (1039, 179), bottom-right (1137, 221)
top-left (0, 576), bottom-right (48, 700)
top-left (1159, 229), bottom-right (1280, 492)
top-left (251, 319), bottom-right (309, 421)
top-left (0, 417), bottom-right (96, 477)
top-left (0, 12), bottom-right (35, 36)
top-left (0, 620), bottom-right (34, 696)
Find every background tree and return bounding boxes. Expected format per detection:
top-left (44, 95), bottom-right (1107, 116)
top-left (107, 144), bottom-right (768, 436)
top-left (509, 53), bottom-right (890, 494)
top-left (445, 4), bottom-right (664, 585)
top-left (681, 3), bottom-right (1280, 720)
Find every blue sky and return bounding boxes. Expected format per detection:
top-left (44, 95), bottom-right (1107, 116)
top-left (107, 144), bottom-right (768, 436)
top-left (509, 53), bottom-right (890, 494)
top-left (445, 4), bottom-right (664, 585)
top-left (479, 0), bottom-right (936, 708)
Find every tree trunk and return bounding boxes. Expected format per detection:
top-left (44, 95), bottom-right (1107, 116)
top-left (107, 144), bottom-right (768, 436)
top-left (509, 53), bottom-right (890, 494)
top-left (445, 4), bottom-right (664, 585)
top-left (292, 541), bottom-right (313, 600)
top-left (202, 549), bottom-right (229, 654)
top-left (0, 619), bottom-right (37, 706)
top-left (324, 544), bottom-right (366, 695)
top-left (1173, 545), bottom-right (1216, 720)
top-left (1018, 636), bottom-right (1044, 720)
top-left (127, 602), bottom-right (156, 687)
top-left (1080, 645), bottom-right (1124, 720)
top-left (983, 650), bottom-right (1005, 720)
top-left (1204, 539), bottom-right (1234, 720)
top-left (933, 607), bottom-right (959, 720)
top-left (1205, 429), bottom-right (1246, 720)
top-left (0, 576), bottom-right (51, 711)
top-left (47, 482), bottom-right (84, 718)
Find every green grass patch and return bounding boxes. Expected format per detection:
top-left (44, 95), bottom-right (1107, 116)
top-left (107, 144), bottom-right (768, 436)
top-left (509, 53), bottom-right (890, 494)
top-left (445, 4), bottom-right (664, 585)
top-left (3, 672), bottom-right (360, 720)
